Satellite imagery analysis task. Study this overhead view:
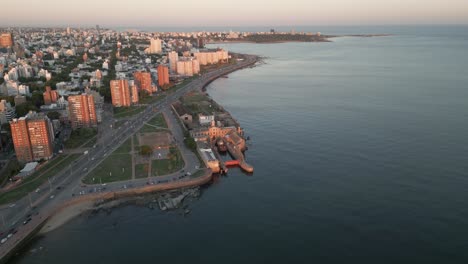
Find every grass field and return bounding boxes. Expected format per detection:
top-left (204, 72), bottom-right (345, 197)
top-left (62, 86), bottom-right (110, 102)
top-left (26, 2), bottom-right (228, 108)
top-left (139, 114), bottom-right (169, 133)
top-left (64, 128), bottom-right (97, 149)
top-left (151, 147), bottom-right (184, 176)
top-left (0, 154), bottom-right (81, 205)
top-left (139, 94), bottom-right (166, 104)
top-left (113, 106), bottom-right (145, 118)
top-left (135, 164), bottom-right (149, 179)
top-left (113, 138), bottom-right (132, 154)
top-left (82, 153), bottom-right (132, 184)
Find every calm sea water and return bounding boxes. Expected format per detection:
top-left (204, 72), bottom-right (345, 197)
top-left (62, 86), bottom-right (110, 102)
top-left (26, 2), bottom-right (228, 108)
top-left (12, 26), bottom-right (468, 263)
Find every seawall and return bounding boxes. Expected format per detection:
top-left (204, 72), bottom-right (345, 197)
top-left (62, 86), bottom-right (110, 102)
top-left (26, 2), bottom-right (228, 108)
top-left (0, 169), bottom-right (212, 264)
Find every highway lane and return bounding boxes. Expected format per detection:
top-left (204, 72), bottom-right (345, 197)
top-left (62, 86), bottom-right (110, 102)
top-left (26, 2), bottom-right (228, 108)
top-left (0, 56), bottom-right (257, 242)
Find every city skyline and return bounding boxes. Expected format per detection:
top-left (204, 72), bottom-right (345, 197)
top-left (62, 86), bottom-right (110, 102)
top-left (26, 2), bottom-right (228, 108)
top-left (2, 0), bottom-right (468, 27)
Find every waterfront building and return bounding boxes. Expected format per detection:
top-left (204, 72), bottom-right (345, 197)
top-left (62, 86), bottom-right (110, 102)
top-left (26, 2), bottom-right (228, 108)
top-left (176, 59), bottom-right (199, 77)
top-left (171, 101), bottom-right (193, 127)
top-left (194, 49), bottom-right (229, 66)
top-left (168, 51), bottom-right (179, 73)
top-left (68, 94), bottom-right (98, 129)
top-left (157, 65), bottom-right (170, 87)
top-left (190, 125), bottom-right (237, 141)
top-left (10, 112), bottom-right (54, 162)
top-left (0, 33), bottom-right (13, 48)
top-left (43, 86), bottom-right (59, 105)
top-left (145, 38), bottom-right (162, 54)
top-left (110, 79), bottom-right (131, 107)
top-left (134, 71), bottom-right (153, 95)
top-left (198, 148), bottom-right (220, 173)
top-left (199, 114), bottom-right (215, 126)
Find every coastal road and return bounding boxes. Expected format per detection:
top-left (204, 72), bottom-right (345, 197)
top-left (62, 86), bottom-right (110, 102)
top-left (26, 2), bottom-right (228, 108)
top-left (0, 55), bottom-right (258, 259)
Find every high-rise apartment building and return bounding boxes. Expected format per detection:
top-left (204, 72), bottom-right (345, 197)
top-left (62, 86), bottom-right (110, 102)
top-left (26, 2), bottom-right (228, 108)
top-left (43, 86), bottom-right (59, 105)
top-left (134, 71), bottom-right (153, 95)
top-left (176, 59), bottom-right (200, 77)
top-left (168, 51), bottom-right (179, 73)
top-left (0, 33), bottom-right (13, 48)
top-left (130, 81), bottom-right (139, 104)
top-left (145, 38), bottom-right (162, 54)
top-left (110, 80), bottom-right (131, 107)
top-left (10, 112), bottom-right (54, 162)
top-left (68, 94), bottom-right (98, 129)
top-left (157, 65), bottom-right (169, 87)
top-left (0, 99), bottom-right (15, 125)
top-left (194, 49), bottom-right (229, 66)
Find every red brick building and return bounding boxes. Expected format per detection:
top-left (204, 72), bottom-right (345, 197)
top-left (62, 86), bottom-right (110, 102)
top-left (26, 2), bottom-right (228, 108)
top-left (110, 80), bottom-right (131, 107)
top-left (157, 65), bottom-right (169, 87)
top-left (0, 33), bottom-right (13, 48)
top-left (134, 71), bottom-right (153, 95)
top-left (10, 113), bottom-right (54, 162)
top-left (43, 86), bottom-right (59, 105)
top-left (68, 94), bottom-right (97, 129)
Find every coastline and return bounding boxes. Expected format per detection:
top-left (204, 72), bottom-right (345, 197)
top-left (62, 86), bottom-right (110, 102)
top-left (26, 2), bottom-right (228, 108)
top-left (207, 34), bottom-right (391, 45)
top-left (0, 54), bottom-right (260, 263)
top-left (39, 201), bottom-right (94, 234)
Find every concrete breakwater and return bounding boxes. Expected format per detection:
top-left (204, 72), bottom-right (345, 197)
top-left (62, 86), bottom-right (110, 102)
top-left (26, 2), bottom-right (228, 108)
top-left (0, 169), bottom-right (213, 264)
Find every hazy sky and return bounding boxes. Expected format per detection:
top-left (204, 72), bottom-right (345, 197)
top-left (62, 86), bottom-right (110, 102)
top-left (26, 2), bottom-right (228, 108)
top-left (3, 0), bottom-right (468, 27)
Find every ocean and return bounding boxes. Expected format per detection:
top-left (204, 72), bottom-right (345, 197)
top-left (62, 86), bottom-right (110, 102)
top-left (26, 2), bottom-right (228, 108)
top-left (12, 26), bottom-right (468, 263)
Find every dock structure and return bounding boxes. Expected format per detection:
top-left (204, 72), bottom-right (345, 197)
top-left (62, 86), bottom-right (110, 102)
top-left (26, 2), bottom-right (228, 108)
top-left (225, 140), bottom-right (254, 173)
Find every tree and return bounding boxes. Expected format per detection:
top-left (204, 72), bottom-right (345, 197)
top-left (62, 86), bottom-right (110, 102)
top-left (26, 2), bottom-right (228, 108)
top-left (15, 102), bottom-right (38, 117)
top-left (30, 92), bottom-right (44, 108)
top-left (140, 145), bottom-right (153, 157)
top-left (46, 111), bottom-right (61, 120)
top-left (0, 96), bottom-right (15, 106)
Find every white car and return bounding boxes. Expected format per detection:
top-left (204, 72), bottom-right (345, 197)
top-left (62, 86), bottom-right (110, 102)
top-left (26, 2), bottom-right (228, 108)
top-left (1, 238), bottom-right (7, 244)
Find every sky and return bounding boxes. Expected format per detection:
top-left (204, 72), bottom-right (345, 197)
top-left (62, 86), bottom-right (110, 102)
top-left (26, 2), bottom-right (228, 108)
top-left (2, 0), bottom-right (468, 27)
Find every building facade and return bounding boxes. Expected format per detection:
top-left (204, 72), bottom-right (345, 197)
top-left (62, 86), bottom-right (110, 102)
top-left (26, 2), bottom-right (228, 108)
top-left (10, 112), bottom-right (54, 162)
top-left (145, 38), bottom-right (162, 54)
top-left (168, 51), bottom-right (179, 73)
top-left (110, 79), bottom-right (131, 107)
top-left (68, 94), bottom-right (98, 129)
top-left (176, 59), bottom-right (200, 77)
top-left (0, 99), bottom-right (15, 125)
top-left (0, 33), bottom-right (13, 48)
top-left (43, 86), bottom-right (59, 105)
top-left (134, 71), bottom-right (153, 95)
top-left (157, 65), bottom-right (169, 87)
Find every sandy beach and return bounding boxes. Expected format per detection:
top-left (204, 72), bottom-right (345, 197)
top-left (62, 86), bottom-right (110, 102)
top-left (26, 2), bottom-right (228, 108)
top-left (39, 201), bottom-right (95, 234)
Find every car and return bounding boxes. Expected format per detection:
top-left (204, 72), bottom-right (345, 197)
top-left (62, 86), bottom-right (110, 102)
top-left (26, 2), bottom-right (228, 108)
top-left (1, 238), bottom-right (7, 244)
top-left (83, 168), bottom-right (88, 172)
top-left (7, 234), bottom-right (12, 238)
top-left (8, 204), bottom-right (15, 208)
top-left (35, 188), bottom-right (40, 193)
top-left (49, 195), bottom-right (55, 199)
